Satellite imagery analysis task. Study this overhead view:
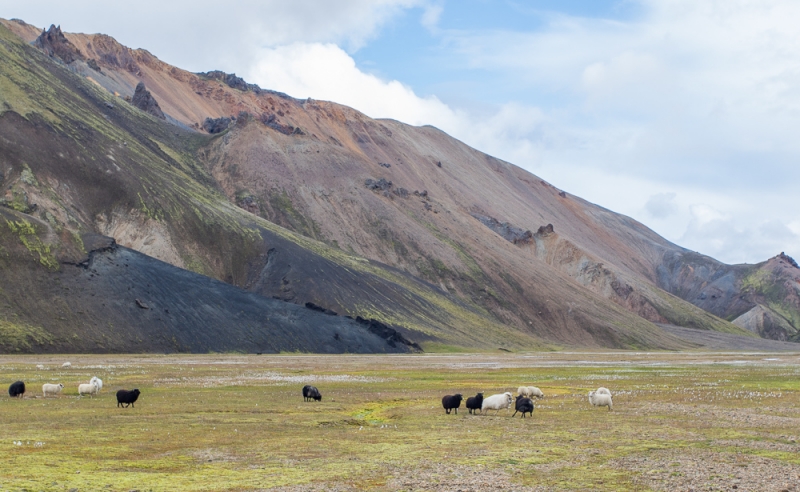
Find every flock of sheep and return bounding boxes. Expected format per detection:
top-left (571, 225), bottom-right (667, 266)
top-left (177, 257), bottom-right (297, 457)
top-left (9, 364), bottom-right (613, 418)
top-left (298, 383), bottom-right (613, 417)
top-left (441, 385), bottom-right (613, 418)
top-left (7, 369), bottom-right (141, 408)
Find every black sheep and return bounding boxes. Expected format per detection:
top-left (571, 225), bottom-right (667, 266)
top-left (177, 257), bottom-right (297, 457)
top-left (116, 388), bottom-right (141, 408)
top-left (512, 395), bottom-right (534, 418)
top-left (8, 381), bottom-right (25, 398)
top-left (465, 392), bottom-right (484, 414)
top-left (441, 394), bottom-right (463, 414)
top-left (302, 385), bottom-right (322, 402)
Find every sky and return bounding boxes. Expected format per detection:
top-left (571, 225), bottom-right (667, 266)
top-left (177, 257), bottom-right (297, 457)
top-left (1, 0), bottom-right (798, 265)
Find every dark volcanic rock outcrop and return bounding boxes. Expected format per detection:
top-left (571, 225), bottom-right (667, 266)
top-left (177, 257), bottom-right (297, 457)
top-left (199, 70), bottom-right (261, 92)
top-left (33, 24), bottom-right (83, 63)
top-left (365, 178), bottom-right (392, 191)
top-left (472, 213), bottom-right (533, 245)
top-left (131, 82), bottom-right (165, 119)
top-left (0, 230), bottom-right (412, 354)
top-left (203, 116), bottom-right (232, 134)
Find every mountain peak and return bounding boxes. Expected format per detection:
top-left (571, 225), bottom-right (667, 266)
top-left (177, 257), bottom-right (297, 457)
top-left (34, 24), bottom-right (84, 64)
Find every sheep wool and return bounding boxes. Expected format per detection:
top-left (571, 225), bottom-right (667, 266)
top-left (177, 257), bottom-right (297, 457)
top-left (90, 376), bottom-right (103, 392)
top-left (441, 394), bottom-right (463, 414)
top-left (512, 395), bottom-right (534, 418)
top-left (78, 382), bottom-right (99, 397)
top-left (302, 385), bottom-right (322, 402)
top-left (481, 392), bottom-right (514, 415)
top-left (588, 390), bottom-right (613, 411)
top-left (8, 381), bottom-right (25, 398)
top-left (518, 386), bottom-right (544, 399)
top-left (42, 383), bottom-right (64, 397)
top-left (466, 392), bottom-right (484, 414)
top-left (116, 389), bottom-right (141, 408)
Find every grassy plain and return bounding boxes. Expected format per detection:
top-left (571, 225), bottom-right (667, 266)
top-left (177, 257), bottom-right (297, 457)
top-left (1, 353), bottom-right (800, 491)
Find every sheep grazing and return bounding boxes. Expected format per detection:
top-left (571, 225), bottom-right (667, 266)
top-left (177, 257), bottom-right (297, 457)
top-left (90, 376), bottom-right (103, 392)
top-left (42, 383), bottom-right (64, 397)
top-left (116, 389), bottom-right (141, 408)
top-left (465, 392), bottom-right (484, 414)
top-left (481, 392), bottom-right (514, 415)
top-left (518, 386), bottom-right (544, 399)
top-left (61, 362), bottom-right (71, 368)
top-left (8, 381), bottom-right (25, 398)
top-left (512, 395), bottom-right (534, 418)
top-left (302, 385), bottom-right (322, 402)
top-left (441, 394), bottom-right (463, 414)
top-left (78, 382), bottom-right (99, 397)
top-left (588, 389), bottom-right (613, 411)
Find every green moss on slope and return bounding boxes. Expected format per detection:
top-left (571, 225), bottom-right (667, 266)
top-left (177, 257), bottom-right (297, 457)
top-left (0, 319), bottom-right (53, 351)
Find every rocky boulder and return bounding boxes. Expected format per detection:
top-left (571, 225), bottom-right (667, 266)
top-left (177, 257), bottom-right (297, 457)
top-left (33, 24), bottom-right (84, 64)
top-left (131, 82), bottom-right (166, 120)
top-left (199, 70), bottom-right (261, 93)
top-left (365, 178), bottom-right (392, 191)
top-left (203, 116), bottom-right (232, 134)
top-left (472, 213), bottom-right (534, 245)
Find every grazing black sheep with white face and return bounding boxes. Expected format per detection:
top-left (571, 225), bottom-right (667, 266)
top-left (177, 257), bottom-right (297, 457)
top-left (466, 392), bottom-right (484, 414)
top-left (441, 394), bottom-right (463, 414)
top-left (512, 395), bottom-right (534, 418)
top-left (116, 389), bottom-right (141, 408)
top-left (302, 385), bottom-right (322, 402)
top-left (8, 381), bottom-right (25, 398)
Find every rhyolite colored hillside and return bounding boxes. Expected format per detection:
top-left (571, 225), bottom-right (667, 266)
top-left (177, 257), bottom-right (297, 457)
top-left (0, 18), bottom-right (798, 353)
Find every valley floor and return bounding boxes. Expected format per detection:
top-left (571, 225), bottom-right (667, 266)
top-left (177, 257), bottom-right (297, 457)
top-left (1, 352), bottom-right (800, 491)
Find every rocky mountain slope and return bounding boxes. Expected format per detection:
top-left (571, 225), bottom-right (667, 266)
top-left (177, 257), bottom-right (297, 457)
top-left (0, 18), bottom-right (798, 352)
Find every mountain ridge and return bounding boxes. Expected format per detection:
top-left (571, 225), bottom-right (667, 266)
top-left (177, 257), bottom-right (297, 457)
top-left (0, 18), bottom-right (798, 352)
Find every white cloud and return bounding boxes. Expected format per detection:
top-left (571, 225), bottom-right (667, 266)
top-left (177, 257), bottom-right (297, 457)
top-left (246, 43), bottom-right (459, 129)
top-left (420, 2), bottom-right (444, 31)
top-left (0, 0), bottom-right (428, 70)
top-left (679, 205), bottom-right (799, 265)
top-left (644, 192), bottom-right (677, 219)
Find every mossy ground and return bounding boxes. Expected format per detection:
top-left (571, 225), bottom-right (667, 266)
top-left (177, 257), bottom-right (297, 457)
top-left (1, 353), bottom-right (799, 491)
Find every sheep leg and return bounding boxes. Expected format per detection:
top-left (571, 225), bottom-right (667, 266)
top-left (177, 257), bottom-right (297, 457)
top-left (512, 410), bottom-right (518, 417)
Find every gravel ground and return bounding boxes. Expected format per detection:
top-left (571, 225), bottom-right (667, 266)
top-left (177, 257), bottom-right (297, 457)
top-left (612, 449), bottom-right (800, 491)
top-left (658, 324), bottom-right (800, 351)
top-left (266, 462), bottom-right (541, 492)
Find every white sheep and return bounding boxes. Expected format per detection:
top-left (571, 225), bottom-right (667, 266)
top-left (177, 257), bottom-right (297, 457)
top-left (588, 390), bottom-right (613, 411)
top-left (61, 362), bottom-right (71, 368)
top-left (42, 383), bottom-right (64, 397)
top-left (481, 392), bottom-right (514, 415)
top-left (78, 382), bottom-right (99, 397)
top-left (518, 386), bottom-right (544, 399)
top-left (90, 376), bottom-right (103, 392)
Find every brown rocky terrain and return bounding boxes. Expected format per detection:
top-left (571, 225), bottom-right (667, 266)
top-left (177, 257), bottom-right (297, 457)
top-left (0, 17), bottom-right (798, 352)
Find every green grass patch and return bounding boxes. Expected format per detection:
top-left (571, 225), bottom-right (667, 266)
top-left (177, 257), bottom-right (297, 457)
top-left (0, 353), bottom-right (798, 490)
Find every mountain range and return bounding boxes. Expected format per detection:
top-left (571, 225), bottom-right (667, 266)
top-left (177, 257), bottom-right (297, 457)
top-left (1, 18), bottom-right (798, 353)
